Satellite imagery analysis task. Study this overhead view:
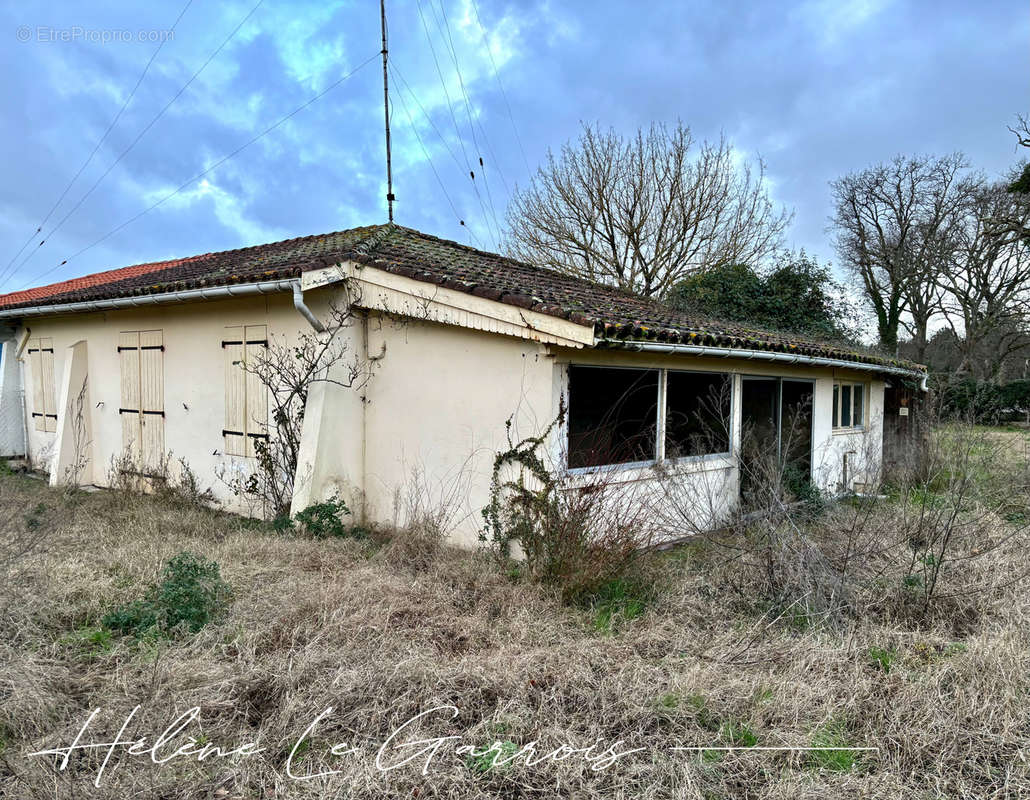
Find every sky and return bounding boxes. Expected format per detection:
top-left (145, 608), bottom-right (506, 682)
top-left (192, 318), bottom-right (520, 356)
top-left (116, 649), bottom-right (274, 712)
top-left (0, 0), bottom-right (1026, 296)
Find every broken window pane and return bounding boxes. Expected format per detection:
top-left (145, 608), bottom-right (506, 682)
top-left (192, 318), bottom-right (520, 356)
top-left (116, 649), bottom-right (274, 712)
top-left (665, 371), bottom-right (731, 458)
top-left (567, 366), bottom-right (659, 468)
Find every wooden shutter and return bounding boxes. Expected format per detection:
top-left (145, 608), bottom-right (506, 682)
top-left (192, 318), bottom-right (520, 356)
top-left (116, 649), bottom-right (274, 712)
top-left (139, 331), bottom-right (164, 472)
top-left (223, 326), bottom-right (247, 456)
top-left (28, 341), bottom-right (45, 431)
top-left (40, 338), bottom-right (57, 432)
top-left (119, 332), bottom-right (142, 467)
top-left (244, 325), bottom-right (268, 458)
top-left (223, 325), bottom-right (268, 458)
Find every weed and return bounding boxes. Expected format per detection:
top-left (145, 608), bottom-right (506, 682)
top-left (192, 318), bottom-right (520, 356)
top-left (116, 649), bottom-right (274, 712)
top-left (24, 502), bottom-right (48, 530)
top-left (807, 717), bottom-right (860, 772)
top-left (720, 721), bottom-right (758, 747)
top-left (867, 645), bottom-right (899, 673)
top-left (102, 551), bottom-right (231, 638)
top-left (585, 576), bottom-right (654, 633)
top-left (59, 626), bottom-right (113, 658)
top-left (658, 692), bottom-right (680, 710)
top-left (465, 740), bottom-right (520, 774)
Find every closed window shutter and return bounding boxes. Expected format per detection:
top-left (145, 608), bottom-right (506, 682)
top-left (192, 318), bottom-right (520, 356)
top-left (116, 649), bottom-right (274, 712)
top-left (223, 326), bottom-right (247, 456)
top-left (119, 332), bottom-right (142, 467)
top-left (139, 330), bottom-right (165, 472)
top-left (244, 325), bottom-right (268, 458)
top-left (40, 338), bottom-right (57, 432)
top-left (28, 341), bottom-right (45, 431)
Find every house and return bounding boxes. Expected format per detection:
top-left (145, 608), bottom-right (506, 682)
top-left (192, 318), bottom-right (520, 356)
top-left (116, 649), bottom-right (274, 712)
top-left (0, 224), bottom-right (926, 545)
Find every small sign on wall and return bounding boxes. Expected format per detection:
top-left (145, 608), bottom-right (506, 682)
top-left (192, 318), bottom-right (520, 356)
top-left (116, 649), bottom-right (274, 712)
top-left (899, 407), bottom-right (909, 417)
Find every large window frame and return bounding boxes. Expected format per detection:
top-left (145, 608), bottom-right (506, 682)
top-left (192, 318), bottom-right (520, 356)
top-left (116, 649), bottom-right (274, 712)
top-left (566, 364), bottom-right (734, 472)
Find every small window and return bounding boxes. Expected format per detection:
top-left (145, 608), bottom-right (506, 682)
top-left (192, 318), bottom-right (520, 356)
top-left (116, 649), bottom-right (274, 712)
top-left (665, 371), bottom-right (731, 458)
top-left (833, 381), bottom-right (866, 429)
top-left (27, 338), bottom-right (57, 432)
top-left (568, 366), bottom-right (658, 468)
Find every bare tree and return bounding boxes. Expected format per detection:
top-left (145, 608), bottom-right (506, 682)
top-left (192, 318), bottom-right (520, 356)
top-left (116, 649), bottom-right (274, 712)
top-left (830, 153), bottom-right (973, 357)
top-left (222, 296), bottom-right (380, 519)
top-left (505, 122), bottom-right (790, 299)
top-left (940, 176), bottom-right (1030, 379)
top-left (1010, 113), bottom-right (1030, 149)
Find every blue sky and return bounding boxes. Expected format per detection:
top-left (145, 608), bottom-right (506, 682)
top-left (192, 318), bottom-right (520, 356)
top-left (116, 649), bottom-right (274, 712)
top-left (0, 0), bottom-right (1026, 295)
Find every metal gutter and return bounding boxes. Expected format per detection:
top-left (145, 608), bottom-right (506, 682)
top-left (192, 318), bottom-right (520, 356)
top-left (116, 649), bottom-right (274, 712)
top-left (599, 338), bottom-right (928, 388)
top-left (0, 278), bottom-right (298, 320)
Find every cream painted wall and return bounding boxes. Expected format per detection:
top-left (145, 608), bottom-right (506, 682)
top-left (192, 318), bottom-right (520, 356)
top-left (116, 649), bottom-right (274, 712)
top-left (361, 314), bottom-right (556, 547)
top-left (10, 284), bottom-right (893, 546)
top-left (15, 290), bottom-right (344, 515)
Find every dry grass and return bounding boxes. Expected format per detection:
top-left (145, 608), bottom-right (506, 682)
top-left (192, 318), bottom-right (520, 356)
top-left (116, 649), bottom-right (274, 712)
top-left (1, 436), bottom-right (1030, 799)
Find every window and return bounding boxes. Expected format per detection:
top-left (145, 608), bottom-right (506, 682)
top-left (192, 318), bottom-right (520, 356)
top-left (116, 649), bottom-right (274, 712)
top-left (27, 338), bottom-right (57, 432)
top-left (567, 365), bottom-right (732, 469)
top-left (665, 371), bottom-right (731, 458)
top-left (568, 366), bottom-right (658, 468)
top-left (832, 381), bottom-right (865, 429)
top-left (223, 325), bottom-right (268, 457)
top-left (119, 330), bottom-right (165, 472)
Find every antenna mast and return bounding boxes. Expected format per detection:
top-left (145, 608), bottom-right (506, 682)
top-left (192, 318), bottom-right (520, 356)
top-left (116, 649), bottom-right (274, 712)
top-left (380, 0), bottom-right (395, 223)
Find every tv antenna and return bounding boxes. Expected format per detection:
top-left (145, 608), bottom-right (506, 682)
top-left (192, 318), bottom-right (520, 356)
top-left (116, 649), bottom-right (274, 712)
top-left (380, 0), bottom-right (395, 222)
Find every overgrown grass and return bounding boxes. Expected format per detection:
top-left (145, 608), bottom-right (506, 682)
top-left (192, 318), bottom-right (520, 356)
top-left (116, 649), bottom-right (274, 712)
top-left (1, 430), bottom-right (1029, 798)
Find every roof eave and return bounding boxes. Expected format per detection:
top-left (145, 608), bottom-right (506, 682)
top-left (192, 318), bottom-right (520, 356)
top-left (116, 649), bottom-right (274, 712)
top-left (597, 338), bottom-right (928, 385)
top-left (0, 278), bottom-right (297, 320)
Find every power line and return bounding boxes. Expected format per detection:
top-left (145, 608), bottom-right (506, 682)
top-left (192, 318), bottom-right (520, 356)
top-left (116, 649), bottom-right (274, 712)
top-left (0, 0), bottom-right (196, 287)
top-left (10, 52), bottom-right (381, 292)
top-left (413, 0), bottom-right (499, 248)
top-left (430, 0), bottom-right (505, 244)
top-left (390, 64), bottom-right (463, 177)
top-left (5, 0), bottom-right (266, 288)
top-left (391, 62), bottom-right (494, 248)
top-left (468, 0), bottom-right (531, 175)
top-left (389, 63), bottom-right (482, 248)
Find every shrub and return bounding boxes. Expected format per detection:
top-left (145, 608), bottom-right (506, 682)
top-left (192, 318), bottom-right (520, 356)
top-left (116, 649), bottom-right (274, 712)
top-left (102, 551), bottom-right (231, 638)
top-left (292, 495), bottom-right (353, 538)
top-left (482, 408), bottom-right (660, 603)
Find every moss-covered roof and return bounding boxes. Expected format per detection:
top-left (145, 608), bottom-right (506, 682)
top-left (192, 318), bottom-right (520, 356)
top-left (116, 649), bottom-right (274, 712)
top-left (0, 223), bottom-right (925, 373)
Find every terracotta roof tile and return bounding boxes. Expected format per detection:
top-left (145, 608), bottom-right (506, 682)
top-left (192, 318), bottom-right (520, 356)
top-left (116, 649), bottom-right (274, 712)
top-left (0, 223), bottom-right (925, 373)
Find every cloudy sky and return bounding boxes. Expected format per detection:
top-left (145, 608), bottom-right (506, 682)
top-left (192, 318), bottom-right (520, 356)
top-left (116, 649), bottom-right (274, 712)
top-left (0, 0), bottom-right (1025, 295)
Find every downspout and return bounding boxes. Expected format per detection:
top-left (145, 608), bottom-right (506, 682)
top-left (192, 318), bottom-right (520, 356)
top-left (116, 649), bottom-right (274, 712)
top-left (15, 327), bottom-right (30, 359)
top-left (292, 281), bottom-right (325, 333)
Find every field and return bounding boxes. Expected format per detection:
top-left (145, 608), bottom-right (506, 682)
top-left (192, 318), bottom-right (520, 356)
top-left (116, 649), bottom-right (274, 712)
top-left (1, 428), bottom-right (1029, 799)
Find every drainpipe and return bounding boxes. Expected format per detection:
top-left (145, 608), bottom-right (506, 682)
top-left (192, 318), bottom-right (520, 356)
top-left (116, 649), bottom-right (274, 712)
top-left (292, 281), bottom-right (325, 333)
top-left (15, 327), bottom-right (30, 360)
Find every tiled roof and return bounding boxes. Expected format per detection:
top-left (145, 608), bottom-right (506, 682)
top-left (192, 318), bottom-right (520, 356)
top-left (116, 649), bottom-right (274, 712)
top-left (0, 223), bottom-right (924, 373)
